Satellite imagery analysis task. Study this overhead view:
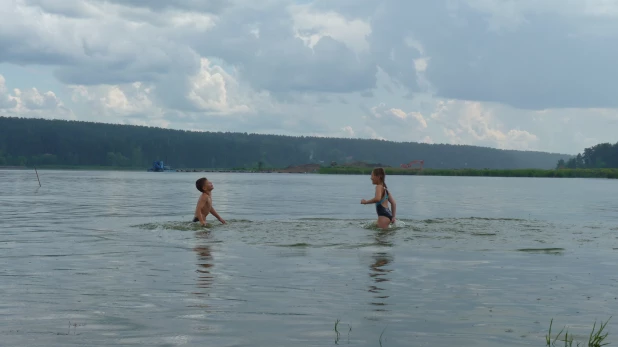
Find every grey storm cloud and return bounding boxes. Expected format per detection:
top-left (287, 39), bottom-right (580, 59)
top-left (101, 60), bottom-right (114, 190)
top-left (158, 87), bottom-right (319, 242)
top-left (23, 0), bottom-right (229, 16)
top-left (21, 0), bottom-right (99, 18)
top-left (2, 0), bottom-right (618, 111)
top-left (190, 3), bottom-right (377, 95)
top-left (365, 0), bottom-right (618, 110)
top-left (94, 0), bottom-right (230, 13)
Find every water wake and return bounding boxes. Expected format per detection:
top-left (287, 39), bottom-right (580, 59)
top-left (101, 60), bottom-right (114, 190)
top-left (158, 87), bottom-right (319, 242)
top-left (129, 217), bottom-right (617, 253)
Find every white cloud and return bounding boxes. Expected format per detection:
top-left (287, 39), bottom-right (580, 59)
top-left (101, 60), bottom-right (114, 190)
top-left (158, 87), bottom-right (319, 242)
top-left (0, 74), bottom-right (74, 119)
top-left (17, 88), bottom-right (63, 110)
top-left (289, 4), bottom-right (372, 53)
top-left (70, 82), bottom-right (164, 123)
top-left (363, 99), bottom-right (540, 150)
top-left (370, 103), bottom-right (428, 129)
top-left (342, 125), bottom-right (355, 137)
top-left (0, 75), bottom-right (18, 109)
top-left (67, 55), bottom-right (271, 126)
top-left (363, 126), bottom-right (385, 140)
top-left (432, 100), bottom-right (539, 150)
top-left (187, 58), bottom-right (251, 115)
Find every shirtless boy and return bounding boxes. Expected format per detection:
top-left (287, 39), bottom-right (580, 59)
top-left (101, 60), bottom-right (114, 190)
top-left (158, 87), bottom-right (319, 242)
top-left (193, 177), bottom-right (226, 226)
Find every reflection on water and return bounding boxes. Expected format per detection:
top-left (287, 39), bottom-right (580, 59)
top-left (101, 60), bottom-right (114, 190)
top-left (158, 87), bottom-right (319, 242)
top-left (193, 232), bottom-right (214, 294)
top-left (368, 253), bottom-right (393, 312)
top-left (373, 229), bottom-right (395, 247)
top-left (516, 247), bottom-right (565, 255)
top-left (369, 230), bottom-right (394, 312)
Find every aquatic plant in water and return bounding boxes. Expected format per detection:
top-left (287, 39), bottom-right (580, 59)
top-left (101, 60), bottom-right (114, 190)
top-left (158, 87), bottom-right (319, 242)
top-left (546, 317), bottom-right (611, 347)
top-left (334, 319), bottom-right (340, 344)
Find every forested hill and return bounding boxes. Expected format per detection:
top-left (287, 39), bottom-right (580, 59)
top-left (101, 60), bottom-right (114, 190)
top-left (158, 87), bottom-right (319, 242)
top-left (0, 117), bottom-right (571, 169)
top-left (557, 142), bottom-right (618, 169)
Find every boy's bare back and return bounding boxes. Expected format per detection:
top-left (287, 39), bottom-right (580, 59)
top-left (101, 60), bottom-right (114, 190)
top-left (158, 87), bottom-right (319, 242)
top-left (194, 192), bottom-right (212, 225)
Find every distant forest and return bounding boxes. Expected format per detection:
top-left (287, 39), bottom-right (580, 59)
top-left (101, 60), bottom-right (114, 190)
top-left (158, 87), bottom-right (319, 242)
top-left (557, 142), bottom-right (618, 169)
top-left (0, 116), bottom-right (572, 170)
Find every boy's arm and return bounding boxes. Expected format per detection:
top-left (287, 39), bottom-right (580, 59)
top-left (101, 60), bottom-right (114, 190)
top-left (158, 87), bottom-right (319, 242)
top-left (210, 206), bottom-right (226, 224)
top-left (361, 185), bottom-right (382, 204)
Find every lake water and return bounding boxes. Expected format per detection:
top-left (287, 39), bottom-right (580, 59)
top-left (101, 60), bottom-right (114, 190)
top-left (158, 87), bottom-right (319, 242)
top-left (1, 169), bottom-right (617, 347)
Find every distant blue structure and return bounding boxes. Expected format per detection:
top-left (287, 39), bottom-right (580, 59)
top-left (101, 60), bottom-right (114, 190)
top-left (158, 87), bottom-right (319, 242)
top-left (147, 160), bottom-right (173, 172)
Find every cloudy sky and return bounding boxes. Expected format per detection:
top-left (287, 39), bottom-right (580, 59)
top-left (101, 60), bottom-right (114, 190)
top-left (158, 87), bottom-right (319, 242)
top-left (1, 0), bottom-right (617, 154)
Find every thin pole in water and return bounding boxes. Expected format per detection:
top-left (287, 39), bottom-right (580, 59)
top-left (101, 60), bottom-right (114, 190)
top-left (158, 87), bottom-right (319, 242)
top-left (34, 166), bottom-right (41, 187)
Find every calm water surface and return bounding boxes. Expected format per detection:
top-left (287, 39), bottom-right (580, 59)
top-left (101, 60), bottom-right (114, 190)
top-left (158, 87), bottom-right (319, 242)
top-left (1, 170), bottom-right (617, 346)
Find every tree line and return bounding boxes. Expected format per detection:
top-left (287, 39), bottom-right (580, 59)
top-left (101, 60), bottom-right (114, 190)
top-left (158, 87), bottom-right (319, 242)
top-left (557, 142), bottom-right (618, 169)
top-left (0, 116), bottom-right (571, 170)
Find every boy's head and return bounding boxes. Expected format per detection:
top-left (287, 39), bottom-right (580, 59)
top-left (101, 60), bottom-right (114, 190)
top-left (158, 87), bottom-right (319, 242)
top-left (195, 177), bottom-right (213, 193)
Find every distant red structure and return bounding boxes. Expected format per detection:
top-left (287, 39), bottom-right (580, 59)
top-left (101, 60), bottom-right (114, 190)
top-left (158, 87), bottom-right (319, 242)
top-left (400, 160), bottom-right (424, 170)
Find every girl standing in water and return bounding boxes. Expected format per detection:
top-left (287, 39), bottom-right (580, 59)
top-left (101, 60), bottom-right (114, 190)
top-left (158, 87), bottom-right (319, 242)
top-left (361, 167), bottom-right (397, 229)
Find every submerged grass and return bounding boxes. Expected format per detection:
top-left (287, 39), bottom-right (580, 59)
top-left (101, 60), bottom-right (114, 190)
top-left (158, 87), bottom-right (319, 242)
top-left (330, 318), bottom-right (611, 346)
top-left (546, 317), bottom-right (611, 347)
top-left (334, 319), bottom-right (340, 345)
top-left (379, 325), bottom-right (387, 347)
top-left (319, 167), bottom-right (618, 179)
top-left (333, 320), bottom-right (354, 345)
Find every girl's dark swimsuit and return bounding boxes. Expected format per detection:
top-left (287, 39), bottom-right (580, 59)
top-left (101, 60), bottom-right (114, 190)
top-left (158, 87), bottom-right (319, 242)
top-left (375, 187), bottom-right (393, 221)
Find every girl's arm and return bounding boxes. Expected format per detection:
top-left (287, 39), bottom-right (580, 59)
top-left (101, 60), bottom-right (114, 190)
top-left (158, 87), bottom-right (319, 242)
top-left (361, 185), bottom-right (382, 204)
top-left (388, 193), bottom-right (397, 220)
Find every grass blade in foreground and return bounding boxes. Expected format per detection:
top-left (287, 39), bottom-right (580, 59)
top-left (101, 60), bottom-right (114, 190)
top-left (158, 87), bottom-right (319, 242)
top-left (545, 317), bottom-right (612, 347)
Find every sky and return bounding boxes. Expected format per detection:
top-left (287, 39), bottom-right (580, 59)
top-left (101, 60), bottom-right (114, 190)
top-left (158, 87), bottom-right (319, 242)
top-left (1, 0), bottom-right (617, 154)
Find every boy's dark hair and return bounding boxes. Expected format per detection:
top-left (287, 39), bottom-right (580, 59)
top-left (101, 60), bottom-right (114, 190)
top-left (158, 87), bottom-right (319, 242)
top-left (195, 177), bottom-right (207, 192)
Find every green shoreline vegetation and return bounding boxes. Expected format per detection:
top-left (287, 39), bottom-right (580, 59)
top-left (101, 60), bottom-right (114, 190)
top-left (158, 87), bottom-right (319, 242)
top-left (0, 165), bottom-right (242, 172)
top-left (8, 165), bottom-right (617, 180)
top-left (0, 117), bottom-right (571, 170)
top-left (0, 118), bottom-right (615, 175)
top-left (1, 165), bottom-right (145, 171)
top-left (319, 167), bottom-right (618, 179)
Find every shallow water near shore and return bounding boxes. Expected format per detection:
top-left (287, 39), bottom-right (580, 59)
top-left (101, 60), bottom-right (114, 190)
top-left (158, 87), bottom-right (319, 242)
top-left (1, 170), bottom-right (617, 346)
